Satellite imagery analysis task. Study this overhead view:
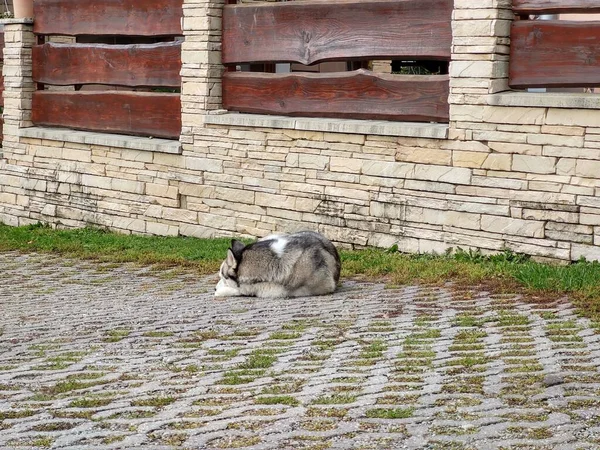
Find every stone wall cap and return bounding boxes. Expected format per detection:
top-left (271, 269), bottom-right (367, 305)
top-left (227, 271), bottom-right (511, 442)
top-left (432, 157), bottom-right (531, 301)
top-left (0, 18), bottom-right (34, 25)
top-left (489, 92), bottom-right (600, 110)
top-left (19, 127), bottom-right (182, 154)
top-left (204, 113), bottom-right (449, 139)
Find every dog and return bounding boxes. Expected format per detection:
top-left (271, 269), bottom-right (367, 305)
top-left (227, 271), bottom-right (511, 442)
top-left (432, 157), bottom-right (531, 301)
top-left (214, 231), bottom-right (341, 298)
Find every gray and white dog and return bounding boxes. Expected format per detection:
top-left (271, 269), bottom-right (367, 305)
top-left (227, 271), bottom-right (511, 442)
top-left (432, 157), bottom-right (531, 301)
top-left (215, 231), bottom-right (341, 298)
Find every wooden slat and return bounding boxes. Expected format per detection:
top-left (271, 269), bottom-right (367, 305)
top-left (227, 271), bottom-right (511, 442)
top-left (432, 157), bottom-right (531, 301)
top-left (223, 70), bottom-right (449, 122)
top-left (33, 42), bottom-right (181, 87)
top-left (222, 0), bottom-right (452, 65)
top-left (34, 0), bottom-right (183, 36)
top-left (32, 91), bottom-right (181, 139)
top-left (510, 21), bottom-right (600, 89)
top-left (513, 0), bottom-right (600, 14)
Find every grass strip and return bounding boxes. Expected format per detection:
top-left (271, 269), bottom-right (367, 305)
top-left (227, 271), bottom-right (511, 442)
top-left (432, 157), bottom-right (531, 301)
top-left (1, 223), bottom-right (600, 322)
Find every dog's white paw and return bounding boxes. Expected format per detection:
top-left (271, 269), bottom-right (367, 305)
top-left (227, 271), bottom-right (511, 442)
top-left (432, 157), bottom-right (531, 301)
top-left (214, 279), bottom-right (241, 297)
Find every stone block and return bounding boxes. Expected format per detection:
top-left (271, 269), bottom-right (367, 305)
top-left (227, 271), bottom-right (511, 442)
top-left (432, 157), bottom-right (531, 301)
top-left (481, 215), bottom-right (544, 238)
top-left (512, 155), bottom-right (556, 174)
top-left (362, 160), bottom-right (415, 178)
top-left (453, 151), bottom-right (487, 168)
top-left (146, 221), bottom-right (179, 236)
top-left (572, 243), bottom-right (600, 262)
top-left (413, 165), bottom-right (472, 184)
top-left (161, 207), bottom-right (198, 223)
top-left (522, 209), bottom-right (579, 224)
top-left (483, 106), bottom-right (545, 125)
top-left (298, 154), bottom-right (329, 170)
top-left (488, 142), bottom-right (541, 155)
top-left (396, 148), bottom-right (451, 165)
top-left (527, 134), bottom-right (584, 147)
top-left (546, 109), bottom-right (600, 128)
top-left (185, 156), bottom-right (223, 173)
top-left (146, 183), bottom-right (179, 199)
top-left (576, 160), bottom-right (600, 178)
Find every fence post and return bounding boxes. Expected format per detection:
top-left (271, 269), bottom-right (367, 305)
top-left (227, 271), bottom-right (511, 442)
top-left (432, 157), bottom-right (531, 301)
top-left (1, 18), bottom-right (34, 157)
top-left (180, 0), bottom-right (226, 143)
top-left (448, 0), bottom-right (513, 139)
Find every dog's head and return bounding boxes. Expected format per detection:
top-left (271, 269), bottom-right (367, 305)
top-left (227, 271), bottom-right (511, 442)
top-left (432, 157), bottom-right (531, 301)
top-left (215, 240), bottom-right (245, 295)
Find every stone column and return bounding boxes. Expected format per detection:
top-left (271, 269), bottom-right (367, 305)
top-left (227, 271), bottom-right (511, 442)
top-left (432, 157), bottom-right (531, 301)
top-left (448, 0), bottom-right (513, 139)
top-left (180, 0), bottom-right (226, 147)
top-left (1, 19), bottom-right (35, 159)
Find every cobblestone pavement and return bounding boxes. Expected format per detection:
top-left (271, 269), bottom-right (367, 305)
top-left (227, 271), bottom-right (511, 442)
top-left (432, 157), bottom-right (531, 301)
top-left (1, 252), bottom-right (600, 450)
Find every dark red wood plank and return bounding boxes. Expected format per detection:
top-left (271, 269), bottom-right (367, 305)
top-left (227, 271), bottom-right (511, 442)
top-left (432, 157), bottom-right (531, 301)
top-left (223, 70), bottom-right (449, 122)
top-left (513, 0), bottom-right (600, 14)
top-left (33, 42), bottom-right (181, 87)
top-left (222, 0), bottom-right (452, 65)
top-left (32, 91), bottom-right (181, 139)
top-left (34, 0), bottom-right (183, 36)
top-left (510, 21), bottom-right (600, 89)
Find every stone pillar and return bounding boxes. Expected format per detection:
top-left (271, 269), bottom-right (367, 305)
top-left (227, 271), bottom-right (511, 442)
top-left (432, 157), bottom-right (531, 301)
top-left (448, 0), bottom-right (513, 139)
top-left (1, 19), bottom-right (35, 159)
top-left (180, 0), bottom-right (226, 146)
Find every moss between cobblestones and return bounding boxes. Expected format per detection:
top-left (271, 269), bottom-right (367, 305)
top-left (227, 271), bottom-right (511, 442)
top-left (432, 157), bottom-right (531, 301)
top-left (131, 396), bottom-right (176, 408)
top-left (208, 435), bottom-right (261, 448)
top-left (7, 436), bottom-right (54, 448)
top-left (255, 395), bottom-right (299, 406)
top-left (364, 407), bottom-right (414, 419)
top-left (0, 409), bottom-right (38, 420)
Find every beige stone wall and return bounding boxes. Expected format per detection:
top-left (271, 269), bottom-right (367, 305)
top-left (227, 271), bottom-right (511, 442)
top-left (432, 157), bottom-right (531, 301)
top-left (2, 1), bottom-right (600, 263)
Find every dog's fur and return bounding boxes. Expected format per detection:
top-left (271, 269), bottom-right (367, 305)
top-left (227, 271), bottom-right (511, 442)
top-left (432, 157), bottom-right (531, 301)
top-left (214, 231), bottom-right (341, 298)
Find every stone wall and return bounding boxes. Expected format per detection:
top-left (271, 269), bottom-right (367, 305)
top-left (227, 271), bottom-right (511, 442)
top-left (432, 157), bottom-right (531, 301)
top-left (2, 1), bottom-right (600, 263)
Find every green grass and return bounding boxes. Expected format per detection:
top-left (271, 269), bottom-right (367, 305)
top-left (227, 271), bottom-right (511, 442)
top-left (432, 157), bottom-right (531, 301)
top-left (0, 223), bottom-right (231, 274)
top-left (255, 395), bottom-right (299, 406)
top-left (3, 224), bottom-right (600, 322)
top-left (365, 407), bottom-right (414, 419)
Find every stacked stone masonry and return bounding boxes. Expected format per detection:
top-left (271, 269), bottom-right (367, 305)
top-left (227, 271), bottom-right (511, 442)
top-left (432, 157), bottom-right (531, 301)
top-left (2, 1), bottom-right (600, 263)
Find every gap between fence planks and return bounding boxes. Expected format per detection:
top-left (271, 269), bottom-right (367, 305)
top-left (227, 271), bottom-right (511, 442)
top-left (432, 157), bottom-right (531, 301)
top-left (222, 0), bottom-right (452, 65)
top-left (510, 21), bottom-right (600, 89)
top-left (34, 0), bottom-right (183, 36)
top-left (223, 70), bottom-right (449, 123)
top-left (512, 0), bottom-right (600, 14)
top-left (32, 91), bottom-right (181, 139)
top-left (33, 42), bottom-right (182, 87)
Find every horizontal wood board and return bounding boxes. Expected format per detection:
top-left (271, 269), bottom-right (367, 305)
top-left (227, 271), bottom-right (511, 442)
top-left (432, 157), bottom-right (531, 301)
top-left (32, 91), bottom-right (181, 139)
top-left (510, 21), bottom-right (600, 88)
top-left (223, 70), bottom-right (449, 122)
top-left (34, 0), bottom-right (183, 36)
top-left (222, 0), bottom-right (452, 65)
top-left (33, 42), bottom-right (181, 87)
top-left (513, 0), bottom-right (600, 14)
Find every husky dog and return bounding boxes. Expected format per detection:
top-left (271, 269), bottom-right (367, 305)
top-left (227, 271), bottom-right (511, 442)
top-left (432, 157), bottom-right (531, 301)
top-left (215, 231), bottom-right (341, 298)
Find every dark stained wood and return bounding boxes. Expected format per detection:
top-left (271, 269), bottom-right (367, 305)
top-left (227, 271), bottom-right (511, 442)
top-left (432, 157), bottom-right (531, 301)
top-left (510, 21), bottom-right (600, 88)
top-left (33, 42), bottom-right (182, 87)
top-left (222, 0), bottom-right (452, 65)
top-left (223, 70), bottom-right (449, 122)
top-left (1, 31), bottom-right (4, 143)
top-left (513, 0), bottom-right (600, 14)
top-left (32, 91), bottom-right (181, 139)
top-left (34, 0), bottom-right (183, 36)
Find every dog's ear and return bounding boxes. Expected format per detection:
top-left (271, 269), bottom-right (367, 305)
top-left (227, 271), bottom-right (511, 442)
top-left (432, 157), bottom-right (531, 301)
top-left (230, 239), bottom-right (246, 262)
top-left (226, 249), bottom-right (237, 269)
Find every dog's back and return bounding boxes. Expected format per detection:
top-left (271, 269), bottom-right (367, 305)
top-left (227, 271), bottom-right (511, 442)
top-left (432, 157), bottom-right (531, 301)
top-left (217, 231), bottom-right (341, 298)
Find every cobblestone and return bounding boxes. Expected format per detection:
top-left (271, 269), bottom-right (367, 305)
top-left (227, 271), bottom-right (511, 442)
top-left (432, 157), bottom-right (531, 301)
top-left (1, 252), bottom-right (600, 449)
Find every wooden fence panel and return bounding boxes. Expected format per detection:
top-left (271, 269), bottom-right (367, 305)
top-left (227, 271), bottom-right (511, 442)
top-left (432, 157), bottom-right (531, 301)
top-left (222, 0), bottom-right (452, 65)
top-left (32, 92), bottom-right (181, 139)
top-left (34, 0), bottom-right (183, 36)
top-left (0, 31), bottom-right (3, 144)
top-left (33, 42), bottom-right (182, 87)
top-left (510, 21), bottom-right (600, 88)
top-left (512, 0), bottom-right (600, 14)
top-left (223, 70), bottom-right (449, 122)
